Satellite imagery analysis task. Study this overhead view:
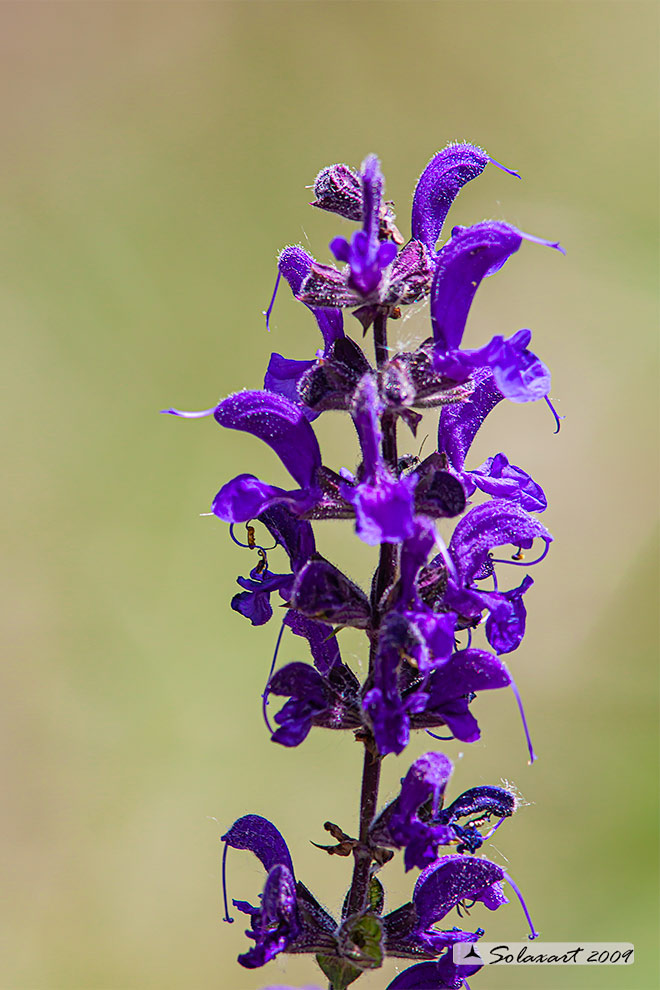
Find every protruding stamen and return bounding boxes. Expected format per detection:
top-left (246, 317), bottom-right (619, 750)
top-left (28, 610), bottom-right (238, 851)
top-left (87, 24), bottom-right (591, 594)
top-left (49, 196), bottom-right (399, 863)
top-left (426, 730), bottom-right (455, 741)
top-left (491, 540), bottom-right (550, 568)
top-left (221, 842), bottom-right (234, 923)
top-left (501, 869), bottom-right (539, 939)
top-left (483, 815), bottom-right (508, 841)
top-left (544, 395), bottom-right (564, 434)
top-left (160, 406), bottom-right (215, 418)
top-left (508, 672), bottom-right (537, 764)
top-left (263, 269), bottom-right (282, 333)
top-left (488, 156), bottom-right (521, 180)
top-left (262, 618), bottom-right (286, 734)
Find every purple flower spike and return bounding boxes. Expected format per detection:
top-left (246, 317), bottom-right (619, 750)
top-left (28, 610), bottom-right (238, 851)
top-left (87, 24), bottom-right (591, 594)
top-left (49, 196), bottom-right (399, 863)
top-left (411, 143), bottom-right (490, 254)
top-left (166, 143), bottom-right (561, 986)
top-left (214, 391), bottom-right (321, 489)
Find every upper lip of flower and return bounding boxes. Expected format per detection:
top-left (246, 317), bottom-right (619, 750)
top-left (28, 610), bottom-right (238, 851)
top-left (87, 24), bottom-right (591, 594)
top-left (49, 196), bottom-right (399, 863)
top-left (221, 814), bottom-right (338, 968)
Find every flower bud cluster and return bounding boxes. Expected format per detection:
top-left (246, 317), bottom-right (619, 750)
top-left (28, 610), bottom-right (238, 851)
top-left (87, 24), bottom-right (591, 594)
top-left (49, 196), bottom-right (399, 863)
top-left (165, 142), bottom-right (563, 989)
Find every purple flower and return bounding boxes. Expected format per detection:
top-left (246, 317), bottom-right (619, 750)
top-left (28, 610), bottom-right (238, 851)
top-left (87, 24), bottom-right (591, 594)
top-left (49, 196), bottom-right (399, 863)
top-left (407, 647), bottom-right (512, 743)
top-left (371, 753), bottom-right (455, 870)
top-left (371, 753), bottom-right (516, 871)
top-left (430, 222), bottom-right (563, 403)
top-left (330, 155), bottom-right (398, 297)
top-left (448, 499), bottom-right (552, 585)
top-left (230, 506), bottom-right (316, 627)
top-left (411, 143), bottom-right (519, 255)
top-left (340, 375), bottom-right (418, 545)
top-left (265, 610), bottom-right (362, 746)
top-left (232, 562), bottom-right (293, 626)
top-left (222, 815), bottom-right (337, 968)
top-left (383, 853), bottom-right (537, 963)
top-left (267, 658), bottom-right (362, 746)
top-left (210, 391), bottom-right (323, 522)
top-left (264, 246), bottom-right (344, 414)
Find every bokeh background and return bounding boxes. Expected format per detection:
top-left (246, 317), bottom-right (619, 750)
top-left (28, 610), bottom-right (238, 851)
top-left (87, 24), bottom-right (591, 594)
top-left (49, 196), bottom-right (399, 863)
top-left (2, 2), bottom-right (658, 989)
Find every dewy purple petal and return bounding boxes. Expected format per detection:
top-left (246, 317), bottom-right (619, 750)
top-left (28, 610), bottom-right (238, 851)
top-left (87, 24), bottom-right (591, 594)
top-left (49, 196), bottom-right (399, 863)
top-left (222, 814), bottom-right (294, 876)
top-left (411, 143), bottom-right (490, 253)
top-left (430, 222), bottom-right (525, 351)
top-left (214, 391), bottom-right (322, 489)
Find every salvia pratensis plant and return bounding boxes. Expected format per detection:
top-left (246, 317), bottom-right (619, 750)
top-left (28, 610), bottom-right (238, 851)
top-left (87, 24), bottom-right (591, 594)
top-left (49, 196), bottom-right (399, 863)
top-left (164, 141), bottom-right (564, 990)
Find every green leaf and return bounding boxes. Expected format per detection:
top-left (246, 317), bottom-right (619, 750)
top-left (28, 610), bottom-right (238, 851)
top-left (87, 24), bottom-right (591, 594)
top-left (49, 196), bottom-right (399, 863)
top-left (316, 954), bottom-right (362, 990)
top-left (342, 913), bottom-right (384, 970)
top-left (368, 876), bottom-right (384, 915)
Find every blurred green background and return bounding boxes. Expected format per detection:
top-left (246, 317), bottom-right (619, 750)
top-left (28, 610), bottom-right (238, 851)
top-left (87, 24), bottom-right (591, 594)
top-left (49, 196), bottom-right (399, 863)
top-left (1, 2), bottom-right (657, 989)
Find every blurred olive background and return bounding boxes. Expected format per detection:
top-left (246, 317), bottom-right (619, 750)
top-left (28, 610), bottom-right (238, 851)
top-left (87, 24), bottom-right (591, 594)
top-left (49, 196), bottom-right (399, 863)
top-left (1, 2), bottom-right (657, 989)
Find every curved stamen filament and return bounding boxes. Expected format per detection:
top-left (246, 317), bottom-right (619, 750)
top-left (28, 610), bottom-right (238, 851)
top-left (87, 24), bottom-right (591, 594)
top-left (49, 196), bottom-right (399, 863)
top-left (426, 730), bottom-right (455, 741)
top-left (483, 816), bottom-right (508, 841)
top-left (491, 540), bottom-right (550, 568)
top-left (263, 269), bottom-right (282, 332)
top-left (262, 618), bottom-right (287, 735)
top-left (501, 869), bottom-right (539, 939)
top-left (507, 672), bottom-right (537, 765)
top-left (221, 842), bottom-right (234, 924)
top-left (544, 395), bottom-right (564, 434)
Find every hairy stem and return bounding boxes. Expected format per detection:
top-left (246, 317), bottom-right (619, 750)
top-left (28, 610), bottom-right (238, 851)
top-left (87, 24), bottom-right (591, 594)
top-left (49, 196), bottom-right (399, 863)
top-left (344, 308), bottom-right (397, 922)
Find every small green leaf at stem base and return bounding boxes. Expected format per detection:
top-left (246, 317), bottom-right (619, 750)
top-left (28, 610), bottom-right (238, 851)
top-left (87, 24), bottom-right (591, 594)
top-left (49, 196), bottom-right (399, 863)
top-left (316, 954), bottom-right (362, 990)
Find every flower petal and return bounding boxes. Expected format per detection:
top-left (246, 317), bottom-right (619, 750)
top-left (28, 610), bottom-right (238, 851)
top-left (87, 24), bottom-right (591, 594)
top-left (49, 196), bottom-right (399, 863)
top-left (411, 143), bottom-right (490, 253)
top-left (413, 855), bottom-right (507, 928)
top-left (449, 499), bottom-right (552, 584)
top-left (222, 814), bottom-right (294, 876)
top-left (214, 391), bottom-right (321, 488)
top-left (386, 952), bottom-right (483, 990)
top-left (212, 474), bottom-right (312, 524)
top-left (438, 368), bottom-right (504, 471)
top-left (431, 222), bottom-right (524, 351)
top-left (284, 610), bottom-right (340, 674)
top-left (277, 246), bottom-right (344, 348)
